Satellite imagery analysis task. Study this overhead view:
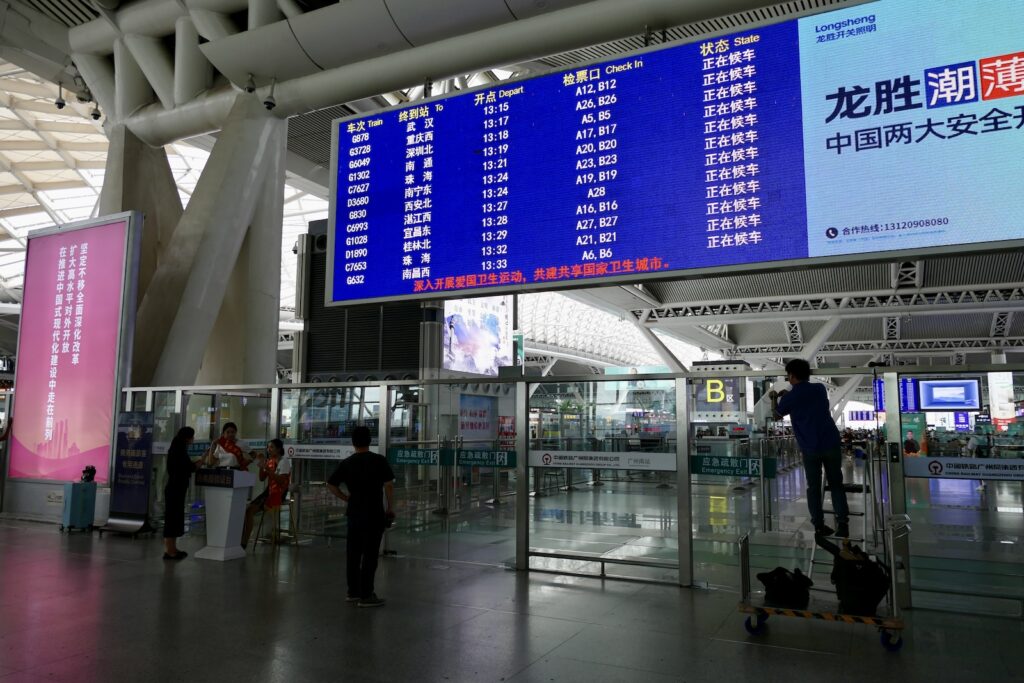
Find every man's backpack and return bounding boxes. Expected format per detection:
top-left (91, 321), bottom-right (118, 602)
top-left (756, 567), bottom-right (813, 609)
top-left (819, 539), bottom-right (891, 616)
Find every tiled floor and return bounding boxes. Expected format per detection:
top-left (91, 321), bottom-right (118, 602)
top-left (0, 518), bottom-right (1021, 682)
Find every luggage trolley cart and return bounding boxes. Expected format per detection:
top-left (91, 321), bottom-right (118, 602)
top-left (737, 515), bottom-right (910, 651)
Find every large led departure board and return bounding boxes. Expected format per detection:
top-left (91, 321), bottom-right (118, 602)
top-left (328, 0), bottom-right (1024, 305)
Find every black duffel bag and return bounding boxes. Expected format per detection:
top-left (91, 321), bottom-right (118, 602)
top-left (818, 537), bottom-right (891, 616)
top-left (756, 566), bottom-right (813, 609)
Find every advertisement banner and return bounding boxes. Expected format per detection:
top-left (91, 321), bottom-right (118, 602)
top-left (109, 412), bottom-right (154, 518)
top-left (901, 412), bottom-right (928, 455)
top-left (987, 371), bottom-right (1016, 421)
top-left (905, 457), bottom-right (1024, 481)
top-left (10, 217), bottom-right (134, 483)
top-left (498, 415), bottom-right (516, 450)
top-left (443, 296), bottom-right (512, 376)
top-left (528, 449), bottom-right (676, 472)
top-left (954, 411), bottom-right (971, 432)
top-left (459, 394), bottom-right (497, 444)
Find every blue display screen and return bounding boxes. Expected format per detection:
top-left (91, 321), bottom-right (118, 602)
top-left (918, 379), bottom-right (981, 411)
top-left (873, 377), bottom-right (920, 413)
top-left (329, 0), bottom-right (1024, 304)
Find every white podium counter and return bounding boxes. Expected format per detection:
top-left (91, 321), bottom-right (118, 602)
top-left (194, 469), bottom-right (257, 561)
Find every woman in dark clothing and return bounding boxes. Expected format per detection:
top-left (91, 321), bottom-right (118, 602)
top-left (164, 426), bottom-right (198, 560)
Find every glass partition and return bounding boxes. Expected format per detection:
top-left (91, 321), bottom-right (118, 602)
top-left (112, 366), bottom-right (1023, 616)
top-left (527, 378), bottom-right (679, 581)
top-left (280, 385), bottom-right (381, 540)
top-left (896, 369), bottom-right (1024, 616)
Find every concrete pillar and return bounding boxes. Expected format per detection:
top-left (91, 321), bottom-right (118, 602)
top-left (139, 94), bottom-right (286, 386)
top-left (195, 120), bottom-right (285, 385)
top-left (242, 127), bottom-right (285, 384)
top-left (98, 123), bottom-right (183, 326)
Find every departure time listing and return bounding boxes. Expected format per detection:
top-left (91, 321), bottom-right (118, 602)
top-left (331, 21), bottom-right (806, 303)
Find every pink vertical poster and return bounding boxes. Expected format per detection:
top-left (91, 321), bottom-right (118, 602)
top-left (9, 219), bottom-right (131, 483)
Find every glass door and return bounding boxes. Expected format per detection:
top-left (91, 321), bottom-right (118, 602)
top-left (898, 370), bottom-right (1024, 616)
top-left (447, 381), bottom-right (518, 566)
top-left (527, 378), bottom-right (679, 581)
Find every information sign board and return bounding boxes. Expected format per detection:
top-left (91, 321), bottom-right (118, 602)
top-left (329, 0), bottom-right (1024, 305)
top-left (904, 457), bottom-right (1024, 481)
top-left (691, 455), bottom-right (777, 478)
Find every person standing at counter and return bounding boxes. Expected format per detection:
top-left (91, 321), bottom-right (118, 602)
top-left (775, 358), bottom-right (850, 539)
top-left (205, 422), bottom-right (257, 470)
top-left (164, 427), bottom-right (200, 560)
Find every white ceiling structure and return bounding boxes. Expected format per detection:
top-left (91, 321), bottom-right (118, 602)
top-left (0, 0), bottom-right (1021, 381)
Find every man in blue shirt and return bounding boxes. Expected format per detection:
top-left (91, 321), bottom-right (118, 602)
top-left (775, 358), bottom-right (850, 538)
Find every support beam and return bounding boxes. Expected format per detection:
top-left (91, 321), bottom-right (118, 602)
top-left (123, 34), bottom-right (177, 110)
top-left (71, 52), bottom-right (116, 117)
top-left (830, 374), bottom-right (868, 422)
top-left (990, 311), bottom-right (1013, 338)
top-left (147, 95), bottom-right (285, 386)
top-left (528, 357), bottom-right (559, 397)
top-left (173, 17), bottom-right (213, 105)
top-left (99, 123), bottom-right (185, 311)
top-left (799, 317), bottom-right (840, 362)
top-left (114, 38), bottom-right (154, 119)
top-left (633, 311), bottom-right (686, 373)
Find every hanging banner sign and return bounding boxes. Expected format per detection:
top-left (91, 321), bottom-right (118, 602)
top-left (528, 450), bottom-right (676, 471)
top-left (905, 457), bottom-right (1024, 481)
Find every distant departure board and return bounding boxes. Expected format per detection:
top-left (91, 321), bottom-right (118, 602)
top-left (328, 0), bottom-right (1024, 305)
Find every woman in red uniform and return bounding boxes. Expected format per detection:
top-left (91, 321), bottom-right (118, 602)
top-left (241, 439), bottom-right (291, 548)
top-left (205, 422), bottom-right (257, 469)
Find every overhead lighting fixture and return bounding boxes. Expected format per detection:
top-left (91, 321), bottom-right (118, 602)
top-left (54, 82), bottom-right (66, 110)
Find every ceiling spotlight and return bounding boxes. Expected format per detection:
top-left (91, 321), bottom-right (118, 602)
top-left (244, 73), bottom-right (256, 94)
top-left (55, 82), bottom-right (66, 110)
top-left (90, 105), bottom-right (101, 121)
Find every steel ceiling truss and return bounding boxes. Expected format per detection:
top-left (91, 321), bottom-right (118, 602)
top-left (990, 311), bottom-right (1013, 337)
top-left (890, 260), bottom-right (923, 288)
top-left (883, 315), bottom-right (900, 341)
top-left (735, 336), bottom-right (1024, 357)
top-left (637, 286), bottom-right (1024, 325)
top-left (785, 320), bottom-right (802, 344)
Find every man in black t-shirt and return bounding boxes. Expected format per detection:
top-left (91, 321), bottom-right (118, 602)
top-left (327, 426), bottom-right (395, 607)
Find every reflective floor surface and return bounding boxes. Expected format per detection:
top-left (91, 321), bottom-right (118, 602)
top-left (1, 518), bottom-right (1021, 682)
